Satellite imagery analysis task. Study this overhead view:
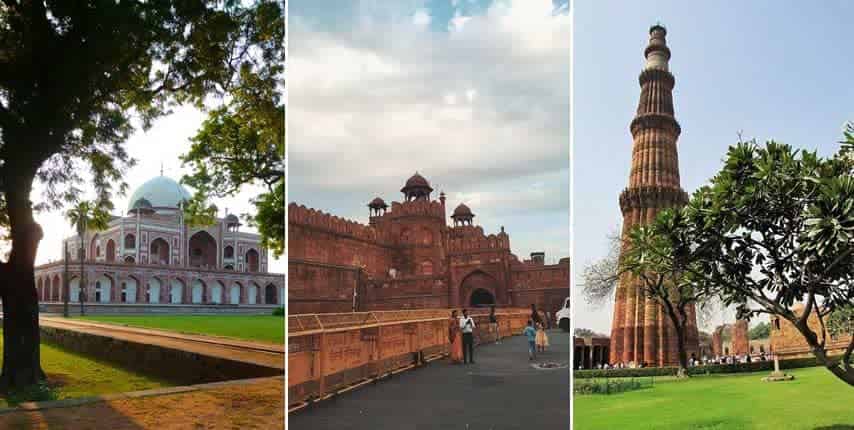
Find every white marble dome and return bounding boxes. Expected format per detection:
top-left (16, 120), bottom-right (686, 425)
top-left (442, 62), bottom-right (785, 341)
top-left (127, 175), bottom-right (192, 213)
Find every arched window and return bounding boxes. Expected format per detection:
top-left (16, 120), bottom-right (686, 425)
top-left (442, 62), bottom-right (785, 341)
top-left (96, 246), bottom-right (101, 257)
top-left (224, 246), bottom-right (234, 259)
top-left (124, 234), bottom-right (136, 249)
top-left (420, 260), bottom-right (434, 276)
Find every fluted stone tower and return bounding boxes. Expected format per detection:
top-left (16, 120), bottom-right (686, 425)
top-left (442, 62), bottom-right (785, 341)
top-left (609, 25), bottom-right (699, 367)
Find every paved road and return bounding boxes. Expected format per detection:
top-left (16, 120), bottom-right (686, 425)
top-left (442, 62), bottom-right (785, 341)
top-left (289, 330), bottom-right (571, 430)
top-left (40, 317), bottom-right (284, 370)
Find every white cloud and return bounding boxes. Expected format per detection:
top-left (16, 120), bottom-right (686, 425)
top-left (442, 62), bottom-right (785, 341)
top-left (413, 9), bottom-right (431, 28)
top-left (289, 0), bottom-right (570, 258)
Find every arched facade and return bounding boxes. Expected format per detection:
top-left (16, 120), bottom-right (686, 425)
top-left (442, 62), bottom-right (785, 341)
top-left (189, 231), bottom-right (217, 268)
top-left (150, 237), bottom-right (170, 265)
top-left (106, 239), bottom-right (116, 262)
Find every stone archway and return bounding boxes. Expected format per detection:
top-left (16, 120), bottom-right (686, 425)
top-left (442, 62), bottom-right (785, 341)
top-left (211, 281), bottom-right (224, 304)
top-left (248, 282), bottom-right (259, 304)
top-left (264, 283), bottom-right (277, 305)
top-left (469, 288), bottom-right (495, 307)
top-left (69, 277), bottom-right (80, 302)
top-left (229, 282), bottom-right (241, 305)
top-left (106, 239), bottom-right (116, 262)
top-left (94, 274), bottom-right (113, 303)
top-left (150, 237), bottom-right (170, 265)
top-left (170, 279), bottom-right (184, 304)
top-left (121, 276), bottom-right (138, 303)
top-left (188, 231), bottom-right (217, 268)
top-left (147, 277), bottom-right (161, 304)
top-left (191, 279), bottom-right (206, 304)
top-left (459, 270), bottom-right (499, 308)
top-left (246, 249), bottom-right (259, 272)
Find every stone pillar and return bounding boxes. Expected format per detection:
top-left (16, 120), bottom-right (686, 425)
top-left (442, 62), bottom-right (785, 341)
top-left (733, 319), bottom-right (749, 356)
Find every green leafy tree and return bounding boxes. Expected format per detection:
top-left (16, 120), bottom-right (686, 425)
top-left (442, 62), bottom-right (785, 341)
top-left (684, 133), bottom-right (854, 386)
top-left (0, 0), bottom-right (283, 389)
top-left (620, 209), bottom-right (718, 376)
top-left (749, 322), bottom-right (771, 340)
top-left (180, 11), bottom-right (284, 257)
top-left (574, 328), bottom-right (605, 338)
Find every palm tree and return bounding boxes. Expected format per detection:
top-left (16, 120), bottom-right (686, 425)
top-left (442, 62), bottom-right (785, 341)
top-left (65, 201), bottom-right (110, 316)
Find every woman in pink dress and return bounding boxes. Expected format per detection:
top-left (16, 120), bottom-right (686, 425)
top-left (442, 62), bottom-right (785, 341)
top-left (448, 310), bottom-right (464, 364)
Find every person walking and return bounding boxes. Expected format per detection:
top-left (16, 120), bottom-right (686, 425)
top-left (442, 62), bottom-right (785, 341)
top-left (489, 305), bottom-right (500, 344)
top-left (448, 310), bottom-right (463, 364)
top-left (460, 308), bottom-right (476, 364)
top-left (535, 321), bottom-right (549, 353)
top-left (523, 319), bottom-right (537, 360)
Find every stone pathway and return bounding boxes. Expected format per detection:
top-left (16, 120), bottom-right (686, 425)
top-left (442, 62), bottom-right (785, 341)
top-left (289, 330), bottom-right (571, 429)
top-left (0, 377), bottom-right (285, 430)
top-left (40, 317), bottom-right (284, 370)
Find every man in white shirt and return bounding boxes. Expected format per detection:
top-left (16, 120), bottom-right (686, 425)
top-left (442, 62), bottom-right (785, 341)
top-left (460, 308), bottom-right (476, 364)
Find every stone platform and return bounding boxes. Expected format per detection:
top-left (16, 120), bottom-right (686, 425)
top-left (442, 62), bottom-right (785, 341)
top-left (289, 330), bottom-right (570, 429)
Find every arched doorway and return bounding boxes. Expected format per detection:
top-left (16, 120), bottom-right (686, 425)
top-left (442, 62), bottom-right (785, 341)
top-left (121, 277), bottom-right (138, 303)
top-left (211, 281), bottom-right (224, 304)
top-left (52, 276), bottom-right (61, 301)
top-left (248, 282), bottom-right (259, 304)
top-left (170, 279), bottom-right (184, 304)
top-left (469, 288), bottom-right (495, 307)
top-left (69, 278), bottom-right (80, 302)
top-left (147, 278), bottom-right (161, 304)
top-left (264, 284), bottom-right (277, 305)
top-left (89, 234), bottom-right (99, 261)
top-left (188, 231), bottom-right (217, 268)
top-left (459, 271), bottom-right (499, 308)
top-left (224, 245), bottom-right (234, 259)
top-left (230, 282), bottom-right (241, 304)
top-left (106, 239), bottom-right (116, 262)
top-left (150, 238), bottom-right (170, 265)
top-left (246, 249), bottom-right (259, 272)
top-left (95, 275), bottom-right (112, 303)
top-left (191, 279), bottom-right (205, 304)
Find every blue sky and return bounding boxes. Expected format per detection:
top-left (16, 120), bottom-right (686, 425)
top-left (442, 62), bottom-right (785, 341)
top-left (574, 0), bottom-right (854, 334)
top-left (289, 0), bottom-right (571, 263)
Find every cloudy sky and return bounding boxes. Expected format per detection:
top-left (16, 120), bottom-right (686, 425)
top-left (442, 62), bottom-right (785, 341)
top-left (288, 0), bottom-right (571, 264)
top-left (574, 0), bottom-right (854, 335)
top-left (31, 105), bottom-right (285, 274)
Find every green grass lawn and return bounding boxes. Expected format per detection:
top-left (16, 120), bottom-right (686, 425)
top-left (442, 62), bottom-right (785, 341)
top-left (79, 315), bottom-right (284, 344)
top-left (574, 366), bottom-right (854, 429)
top-left (0, 331), bottom-right (171, 407)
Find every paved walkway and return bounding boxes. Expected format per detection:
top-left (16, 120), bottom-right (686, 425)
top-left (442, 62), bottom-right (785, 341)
top-left (0, 377), bottom-right (285, 429)
top-left (40, 317), bottom-right (284, 370)
top-left (289, 330), bottom-right (571, 430)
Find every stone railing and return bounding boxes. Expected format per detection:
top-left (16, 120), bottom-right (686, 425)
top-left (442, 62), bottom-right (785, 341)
top-left (287, 307), bottom-right (530, 407)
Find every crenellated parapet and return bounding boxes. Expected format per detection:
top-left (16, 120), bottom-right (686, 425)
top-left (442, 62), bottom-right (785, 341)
top-left (380, 199), bottom-right (445, 221)
top-left (288, 202), bottom-right (380, 242)
top-left (448, 225), bottom-right (509, 253)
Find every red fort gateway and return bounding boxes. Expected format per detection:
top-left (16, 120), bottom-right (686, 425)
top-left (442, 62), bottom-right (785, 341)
top-left (288, 173), bottom-right (569, 315)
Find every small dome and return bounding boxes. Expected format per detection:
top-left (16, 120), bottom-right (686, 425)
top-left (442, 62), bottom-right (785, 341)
top-left (127, 176), bottom-right (192, 213)
top-left (368, 197), bottom-right (387, 209)
top-left (130, 197), bottom-right (154, 213)
top-left (225, 214), bottom-right (240, 225)
top-left (452, 203), bottom-right (474, 218)
top-left (401, 172), bottom-right (433, 193)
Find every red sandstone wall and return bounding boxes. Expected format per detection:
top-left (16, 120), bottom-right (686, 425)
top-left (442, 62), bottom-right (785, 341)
top-left (732, 319), bottom-right (749, 356)
top-left (770, 309), bottom-right (852, 359)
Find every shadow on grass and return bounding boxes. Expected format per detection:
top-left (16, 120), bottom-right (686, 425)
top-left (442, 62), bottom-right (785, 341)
top-left (814, 426), bottom-right (854, 430)
top-left (0, 401), bottom-right (146, 429)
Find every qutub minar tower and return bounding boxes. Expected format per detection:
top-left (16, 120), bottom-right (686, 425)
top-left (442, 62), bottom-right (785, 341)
top-left (609, 25), bottom-right (699, 367)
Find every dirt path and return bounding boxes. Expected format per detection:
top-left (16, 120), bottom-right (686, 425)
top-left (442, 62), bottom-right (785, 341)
top-left (40, 317), bottom-right (284, 370)
top-left (0, 377), bottom-right (284, 430)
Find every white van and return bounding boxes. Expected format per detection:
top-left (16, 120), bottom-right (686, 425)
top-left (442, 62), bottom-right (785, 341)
top-left (556, 296), bottom-right (570, 332)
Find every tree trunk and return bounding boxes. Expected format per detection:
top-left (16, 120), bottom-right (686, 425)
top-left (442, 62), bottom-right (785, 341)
top-left (0, 264), bottom-right (46, 389)
top-left (0, 170), bottom-right (47, 390)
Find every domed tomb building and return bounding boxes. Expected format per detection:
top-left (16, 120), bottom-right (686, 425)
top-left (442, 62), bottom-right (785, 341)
top-left (33, 174), bottom-right (284, 313)
top-left (288, 172), bottom-right (570, 314)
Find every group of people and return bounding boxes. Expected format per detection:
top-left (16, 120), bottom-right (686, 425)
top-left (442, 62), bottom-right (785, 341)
top-left (447, 304), bottom-right (551, 364)
top-left (587, 351), bottom-right (771, 371)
